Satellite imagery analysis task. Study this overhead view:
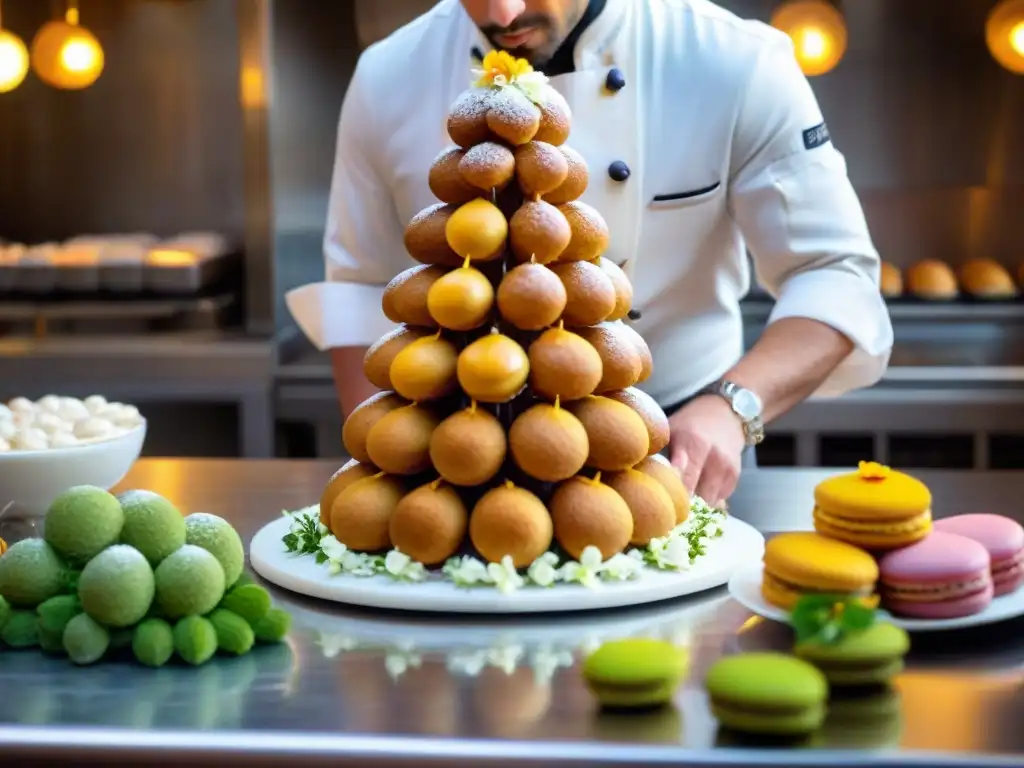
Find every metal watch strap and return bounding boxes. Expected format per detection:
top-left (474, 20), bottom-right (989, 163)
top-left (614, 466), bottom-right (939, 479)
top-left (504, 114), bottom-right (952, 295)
top-left (699, 380), bottom-right (765, 447)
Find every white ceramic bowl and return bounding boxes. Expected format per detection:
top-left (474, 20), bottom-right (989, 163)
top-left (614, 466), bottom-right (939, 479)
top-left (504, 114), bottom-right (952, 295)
top-left (0, 420), bottom-right (146, 519)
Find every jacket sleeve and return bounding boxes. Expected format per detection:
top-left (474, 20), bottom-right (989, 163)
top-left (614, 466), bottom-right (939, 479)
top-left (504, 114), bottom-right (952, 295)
top-left (727, 34), bottom-right (893, 397)
top-left (285, 57), bottom-right (409, 351)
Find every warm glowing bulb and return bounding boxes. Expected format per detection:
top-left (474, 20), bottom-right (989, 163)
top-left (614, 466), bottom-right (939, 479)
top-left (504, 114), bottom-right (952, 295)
top-left (987, 0), bottom-right (1024, 74)
top-left (1011, 20), bottom-right (1024, 55)
top-left (770, 0), bottom-right (848, 77)
top-left (798, 27), bottom-right (828, 60)
top-left (0, 30), bottom-right (29, 93)
top-left (60, 38), bottom-right (96, 72)
top-left (30, 19), bottom-right (104, 89)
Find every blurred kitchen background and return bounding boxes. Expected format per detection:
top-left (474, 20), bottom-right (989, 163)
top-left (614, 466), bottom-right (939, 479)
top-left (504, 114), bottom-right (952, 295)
top-left (1, 0), bottom-right (1023, 469)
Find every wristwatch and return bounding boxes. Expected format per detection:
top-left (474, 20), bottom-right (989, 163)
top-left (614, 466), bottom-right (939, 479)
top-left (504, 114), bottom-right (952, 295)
top-left (701, 379), bottom-right (765, 447)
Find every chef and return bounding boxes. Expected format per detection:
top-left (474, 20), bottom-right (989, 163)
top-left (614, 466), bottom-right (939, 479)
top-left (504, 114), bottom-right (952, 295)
top-left (286, 0), bottom-right (894, 504)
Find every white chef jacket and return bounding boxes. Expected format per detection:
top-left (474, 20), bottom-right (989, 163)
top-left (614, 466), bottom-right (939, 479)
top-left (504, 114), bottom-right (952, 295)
top-left (286, 0), bottom-right (894, 407)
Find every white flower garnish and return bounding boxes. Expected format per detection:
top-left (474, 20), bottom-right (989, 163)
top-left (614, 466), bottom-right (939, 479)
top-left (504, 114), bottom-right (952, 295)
top-left (384, 550), bottom-right (427, 582)
top-left (492, 73), bottom-right (508, 87)
top-left (320, 534), bottom-right (348, 561)
top-left (486, 643), bottom-right (524, 674)
top-left (487, 555), bottom-right (525, 594)
top-left (527, 551), bottom-right (560, 587)
top-left (317, 632), bottom-right (359, 658)
top-left (601, 552), bottom-right (643, 581)
top-left (385, 650), bottom-right (422, 681)
top-left (444, 556), bottom-right (493, 587)
top-left (447, 649), bottom-right (488, 676)
top-left (559, 546), bottom-right (604, 588)
top-left (530, 645), bottom-right (574, 683)
top-left (515, 70), bottom-right (549, 104)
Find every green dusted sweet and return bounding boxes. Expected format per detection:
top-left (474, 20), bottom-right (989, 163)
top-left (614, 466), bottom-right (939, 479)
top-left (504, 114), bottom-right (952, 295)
top-left (184, 513), bottom-right (245, 587)
top-left (154, 545), bottom-right (225, 619)
top-left (173, 615), bottom-right (217, 666)
top-left (78, 545), bottom-right (155, 628)
top-left (1, 610), bottom-right (39, 647)
top-left (37, 594), bottom-right (81, 634)
top-left (231, 572), bottom-right (255, 590)
top-left (63, 613), bottom-right (109, 665)
top-left (38, 625), bottom-right (65, 654)
top-left (253, 607), bottom-right (291, 644)
top-left (220, 584), bottom-right (271, 624)
top-left (117, 490), bottom-right (187, 565)
top-left (133, 618), bottom-right (174, 668)
top-left (45, 486), bottom-right (124, 564)
top-left (0, 539), bottom-right (66, 607)
top-left (0, 594), bottom-right (10, 629)
top-left (209, 608), bottom-right (255, 655)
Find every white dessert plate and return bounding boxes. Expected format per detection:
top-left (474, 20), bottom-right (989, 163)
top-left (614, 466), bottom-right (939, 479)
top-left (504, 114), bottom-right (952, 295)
top-left (728, 562), bottom-right (1024, 632)
top-left (250, 515), bottom-right (765, 614)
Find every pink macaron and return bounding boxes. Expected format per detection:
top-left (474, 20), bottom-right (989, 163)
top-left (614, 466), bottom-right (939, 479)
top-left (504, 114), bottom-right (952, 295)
top-left (934, 514), bottom-right (1024, 597)
top-left (878, 531), bottom-right (993, 619)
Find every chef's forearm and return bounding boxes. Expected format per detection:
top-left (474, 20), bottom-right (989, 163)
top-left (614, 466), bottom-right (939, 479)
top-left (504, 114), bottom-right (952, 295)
top-left (330, 346), bottom-right (377, 418)
top-left (721, 317), bottom-right (854, 422)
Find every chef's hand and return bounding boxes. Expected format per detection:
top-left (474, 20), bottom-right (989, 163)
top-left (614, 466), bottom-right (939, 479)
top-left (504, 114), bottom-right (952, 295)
top-left (668, 395), bottom-right (745, 506)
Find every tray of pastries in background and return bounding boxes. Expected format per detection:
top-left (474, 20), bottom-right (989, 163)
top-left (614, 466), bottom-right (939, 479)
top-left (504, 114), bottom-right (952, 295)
top-left (0, 232), bottom-right (236, 297)
top-left (881, 257), bottom-right (1024, 303)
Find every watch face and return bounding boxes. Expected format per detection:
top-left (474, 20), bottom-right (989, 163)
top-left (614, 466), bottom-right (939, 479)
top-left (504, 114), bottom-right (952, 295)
top-left (732, 388), bottom-right (763, 421)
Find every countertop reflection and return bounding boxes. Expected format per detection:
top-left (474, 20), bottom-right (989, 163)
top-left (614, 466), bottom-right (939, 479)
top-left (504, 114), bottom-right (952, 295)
top-left (1, 460), bottom-right (1023, 767)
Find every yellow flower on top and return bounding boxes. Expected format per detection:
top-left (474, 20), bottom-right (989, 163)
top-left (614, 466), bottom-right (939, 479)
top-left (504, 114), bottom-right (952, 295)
top-left (474, 50), bottom-right (533, 88)
top-left (857, 460), bottom-right (891, 481)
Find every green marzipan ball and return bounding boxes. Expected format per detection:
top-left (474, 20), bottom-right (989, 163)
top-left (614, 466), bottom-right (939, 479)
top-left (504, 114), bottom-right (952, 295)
top-left (184, 513), bottom-right (245, 587)
top-left (38, 625), bottom-right (65, 654)
top-left (154, 545), bottom-right (226, 619)
top-left (253, 608), bottom-right (291, 644)
top-left (208, 608), bottom-right (255, 655)
top-left (0, 595), bottom-right (10, 630)
top-left (220, 584), bottom-right (271, 624)
top-left (1, 610), bottom-right (39, 648)
top-left (117, 490), bottom-right (187, 566)
top-left (132, 618), bottom-right (175, 668)
top-left (63, 613), bottom-right (110, 665)
top-left (37, 594), bottom-right (81, 634)
top-left (78, 545), bottom-right (156, 628)
top-left (0, 539), bottom-right (67, 607)
top-left (173, 616), bottom-right (218, 666)
top-left (45, 486), bottom-right (124, 564)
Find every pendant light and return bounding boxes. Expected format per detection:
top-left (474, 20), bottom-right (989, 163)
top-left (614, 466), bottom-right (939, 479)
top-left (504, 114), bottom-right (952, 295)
top-left (770, 0), bottom-right (848, 77)
top-left (31, 0), bottom-right (104, 90)
top-left (0, 0), bottom-right (29, 93)
top-left (987, 0), bottom-right (1024, 74)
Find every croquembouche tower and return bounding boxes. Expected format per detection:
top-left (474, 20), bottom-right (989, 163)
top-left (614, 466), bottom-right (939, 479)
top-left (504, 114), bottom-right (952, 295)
top-left (322, 52), bottom-right (690, 571)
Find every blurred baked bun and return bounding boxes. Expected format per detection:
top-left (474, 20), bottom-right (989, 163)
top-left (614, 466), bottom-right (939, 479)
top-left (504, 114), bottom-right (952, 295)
top-left (879, 262), bottom-right (903, 298)
top-left (906, 259), bottom-right (958, 300)
top-left (959, 258), bottom-right (1017, 299)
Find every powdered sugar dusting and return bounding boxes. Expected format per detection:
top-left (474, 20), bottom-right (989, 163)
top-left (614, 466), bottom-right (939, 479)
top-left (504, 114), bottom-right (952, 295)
top-left (184, 512), bottom-right (230, 538)
top-left (485, 88), bottom-right (540, 145)
top-left (88, 544), bottom-right (150, 575)
top-left (460, 142), bottom-right (515, 189)
top-left (544, 145), bottom-right (589, 204)
top-left (515, 141), bottom-right (569, 195)
top-left (558, 201), bottom-right (610, 261)
top-left (448, 88), bottom-right (493, 123)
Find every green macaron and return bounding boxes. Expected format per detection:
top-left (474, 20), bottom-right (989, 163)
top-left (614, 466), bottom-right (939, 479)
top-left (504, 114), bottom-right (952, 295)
top-left (582, 638), bottom-right (688, 709)
top-left (705, 652), bottom-right (828, 736)
top-left (794, 622), bottom-right (909, 687)
top-left (820, 687), bottom-right (903, 749)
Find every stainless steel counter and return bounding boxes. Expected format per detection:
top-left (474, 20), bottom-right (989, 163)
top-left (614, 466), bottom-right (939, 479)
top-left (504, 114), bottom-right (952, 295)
top-left (2, 460), bottom-right (1023, 766)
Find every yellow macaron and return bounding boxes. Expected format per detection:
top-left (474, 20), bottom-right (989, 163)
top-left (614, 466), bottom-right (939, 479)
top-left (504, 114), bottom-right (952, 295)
top-left (813, 462), bottom-right (932, 551)
top-left (762, 531), bottom-right (879, 611)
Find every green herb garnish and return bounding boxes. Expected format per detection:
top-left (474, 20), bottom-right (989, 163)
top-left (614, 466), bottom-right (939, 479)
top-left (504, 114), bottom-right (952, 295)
top-left (791, 593), bottom-right (877, 645)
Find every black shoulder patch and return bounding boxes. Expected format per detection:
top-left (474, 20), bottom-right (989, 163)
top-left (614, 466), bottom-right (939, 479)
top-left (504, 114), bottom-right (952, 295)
top-left (803, 121), bottom-right (831, 151)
